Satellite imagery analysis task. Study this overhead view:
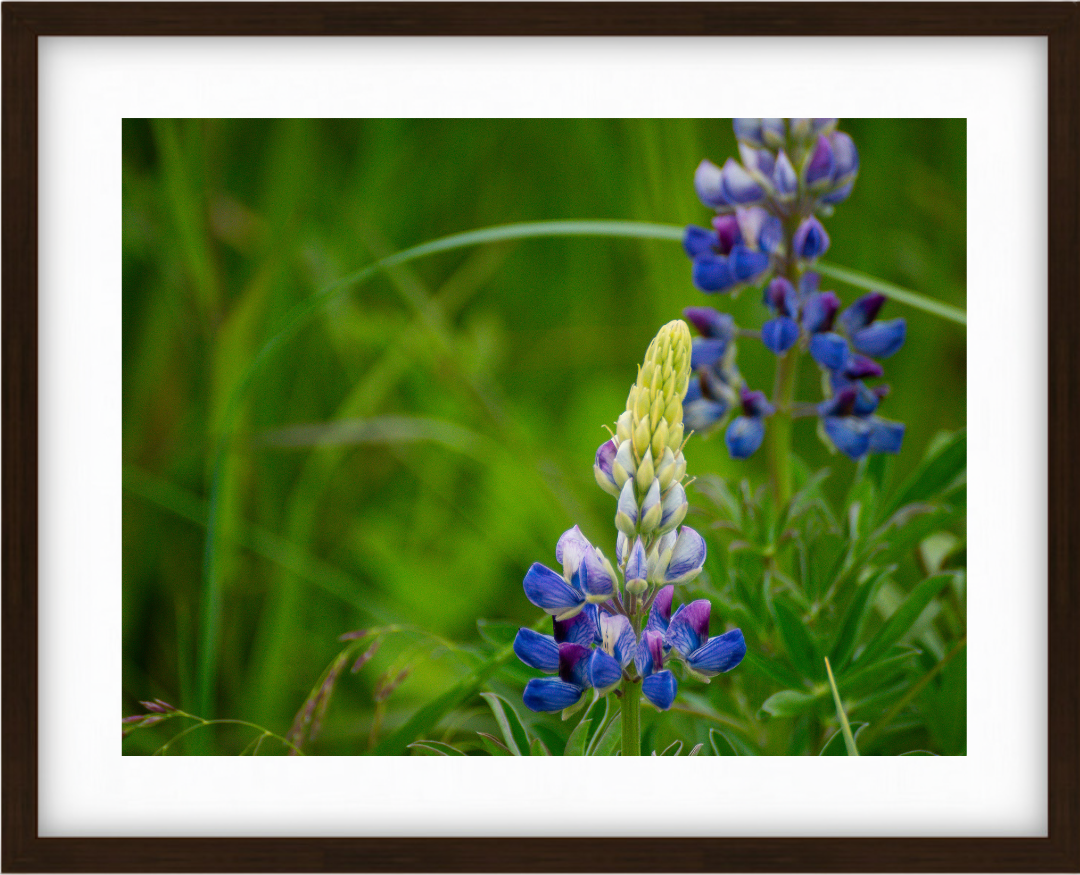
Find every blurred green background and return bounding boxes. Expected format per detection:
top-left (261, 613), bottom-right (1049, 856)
top-left (122, 119), bottom-right (965, 754)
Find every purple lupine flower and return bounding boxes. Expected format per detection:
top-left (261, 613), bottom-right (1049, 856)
top-left (839, 293), bottom-right (906, 359)
top-left (635, 629), bottom-right (678, 710)
top-left (665, 600), bottom-right (746, 678)
top-left (818, 384), bottom-right (905, 459)
top-left (522, 526), bottom-right (616, 619)
top-left (792, 216), bottom-right (831, 261)
top-left (725, 388), bottom-right (775, 459)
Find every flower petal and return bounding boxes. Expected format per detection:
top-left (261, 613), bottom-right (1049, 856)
top-left (726, 415), bottom-right (766, 459)
top-left (852, 318), bottom-right (906, 359)
top-left (773, 150), bottom-right (798, 196)
top-left (682, 224), bottom-right (717, 259)
top-left (839, 292), bottom-right (887, 335)
top-left (635, 629), bottom-right (667, 676)
top-left (683, 306), bottom-right (735, 342)
top-left (646, 585), bottom-right (675, 633)
top-left (553, 603), bottom-right (601, 647)
top-left (555, 525), bottom-right (590, 572)
top-left (625, 537), bottom-right (648, 585)
top-left (523, 678), bottom-right (584, 713)
top-left (587, 648), bottom-right (623, 693)
top-left (691, 254), bottom-right (736, 294)
top-left (792, 216), bottom-right (830, 260)
top-left (802, 290), bottom-right (840, 334)
top-left (761, 317), bottom-right (800, 355)
top-left (600, 613), bottom-right (637, 668)
top-left (523, 562), bottom-right (585, 616)
top-left (729, 245), bottom-right (771, 283)
top-left (558, 642), bottom-right (592, 687)
top-left (642, 671), bottom-right (678, 711)
top-left (805, 134), bottom-right (836, 189)
top-left (658, 481), bottom-right (688, 533)
top-left (593, 438), bottom-right (620, 496)
top-left (666, 600), bottom-right (711, 657)
top-left (691, 337), bottom-right (728, 371)
top-left (868, 418), bottom-right (905, 454)
top-left (823, 416), bottom-right (872, 460)
top-left (688, 628), bottom-right (747, 676)
top-left (809, 332), bottom-right (851, 371)
top-left (664, 526), bottom-right (706, 584)
top-left (580, 548), bottom-right (616, 600)
top-left (720, 158), bottom-right (765, 204)
top-left (513, 628), bottom-right (560, 673)
top-left (693, 159), bottom-right (728, 209)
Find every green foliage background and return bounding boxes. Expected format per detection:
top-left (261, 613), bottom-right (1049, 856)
top-left (123, 119), bottom-right (965, 755)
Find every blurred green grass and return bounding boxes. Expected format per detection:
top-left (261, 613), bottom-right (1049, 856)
top-left (122, 119), bottom-right (965, 754)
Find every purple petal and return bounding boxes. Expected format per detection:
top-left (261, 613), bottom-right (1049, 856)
top-left (558, 642), bottom-right (592, 687)
top-left (513, 628), bottom-right (560, 673)
top-left (828, 131), bottom-right (859, 181)
top-left (764, 276), bottom-right (798, 316)
top-left (667, 600), bottom-right (711, 657)
top-left (553, 603), bottom-right (601, 647)
top-left (555, 525), bottom-right (590, 569)
top-left (683, 306), bottom-right (735, 342)
top-left (664, 527), bottom-right (706, 584)
top-left (761, 317), bottom-right (800, 355)
top-left (691, 337), bottom-right (728, 370)
top-left (711, 214), bottom-right (742, 255)
top-left (852, 318), bottom-right (906, 359)
top-left (683, 398), bottom-right (728, 433)
top-left (760, 118), bottom-right (786, 147)
top-left (646, 585), bottom-right (675, 634)
top-left (688, 629), bottom-right (747, 676)
top-left (580, 548), bottom-right (615, 600)
top-left (842, 355), bottom-right (884, 381)
top-left (802, 290), bottom-right (841, 334)
top-left (726, 416), bottom-right (766, 459)
top-left (523, 563), bottom-right (585, 616)
top-left (636, 629), bottom-right (667, 676)
top-left (732, 118), bottom-right (764, 146)
top-left (740, 387), bottom-right (775, 418)
top-left (642, 671), bottom-right (678, 711)
top-left (523, 678), bottom-right (583, 713)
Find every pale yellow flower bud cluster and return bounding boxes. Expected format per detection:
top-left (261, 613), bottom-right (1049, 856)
top-left (603, 321), bottom-right (692, 540)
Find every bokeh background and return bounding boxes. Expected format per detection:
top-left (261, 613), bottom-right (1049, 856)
top-left (123, 119), bottom-right (965, 754)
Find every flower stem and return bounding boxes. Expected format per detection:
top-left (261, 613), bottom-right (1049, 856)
top-left (621, 678), bottom-right (641, 756)
top-left (767, 346), bottom-right (799, 509)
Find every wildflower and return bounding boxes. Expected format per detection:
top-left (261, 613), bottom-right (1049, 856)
top-left (725, 388), bottom-right (775, 459)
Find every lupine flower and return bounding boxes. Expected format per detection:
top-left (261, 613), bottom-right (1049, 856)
top-left (818, 384), bottom-right (905, 459)
top-left (514, 322), bottom-right (742, 723)
top-left (665, 600), bottom-right (747, 679)
top-left (681, 119), bottom-right (905, 461)
top-left (725, 388), bottom-right (775, 459)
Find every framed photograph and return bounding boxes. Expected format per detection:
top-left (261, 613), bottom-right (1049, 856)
top-left (3, 3), bottom-right (1078, 872)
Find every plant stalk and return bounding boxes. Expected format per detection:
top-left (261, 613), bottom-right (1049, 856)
top-left (621, 678), bottom-right (641, 756)
top-left (766, 346), bottom-right (799, 509)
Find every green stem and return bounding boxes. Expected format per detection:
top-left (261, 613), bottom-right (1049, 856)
top-left (621, 678), bottom-right (641, 756)
top-left (766, 346), bottom-right (799, 509)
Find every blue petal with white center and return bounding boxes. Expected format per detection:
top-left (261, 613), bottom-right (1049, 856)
top-left (625, 537), bottom-right (648, 587)
top-left (600, 613), bottom-right (637, 668)
top-left (687, 629), bottom-right (747, 676)
top-left (642, 671), bottom-right (678, 711)
top-left (694, 159), bottom-right (728, 209)
top-left (666, 600), bottom-right (711, 658)
top-left (720, 158), bottom-right (765, 204)
top-left (553, 604), bottom-right (601, 647)
top-left (513, 628), bottom-right (560, 673)
top-left (523, 678), bottom-right (584, 713)
top-left (663, 527), bottom-right (707, 584)
top-left (523, 562), bottom-right (585, 617)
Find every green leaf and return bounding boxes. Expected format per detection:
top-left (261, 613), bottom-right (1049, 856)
top-left (563, 719), bottom-right (593, 757)
top-left (477, 733), bottom-right (511, 756)
top-left (814, 262), bottom-right (966, 326)
top-left (900, 750), bottom-right (939, 755)
top-left (880, 430), bottom-right (966, 522)
top-left (853, 573), bottom-right (955, 669)
top-left (656, 741), bottom-right (683, 756)
top-left (818, 723), bottom-right (869, 755)
top-left (480, 692), bottom-right (531, 756)
top-left (408, 740), bottom-right (468, 756)
top-left (530, 737), bottom-right (551, 756)
top-left (829, 567), bottom-right (893, 671)
top-left (760, 689), bottom-right (820, 718)
top-left (824, 656), bottom-right (860, 756)
top-left (590, 714), bottom-right (623, 756)
top-left (771, 599), bottom-right (820, 680)
top-left (741, 648), bottom-right (805, 691)
top-left (709, 728), bottom-right (740, 756)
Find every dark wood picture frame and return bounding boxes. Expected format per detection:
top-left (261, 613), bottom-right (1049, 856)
top-left (3, 3), bottom-right (1078, 872)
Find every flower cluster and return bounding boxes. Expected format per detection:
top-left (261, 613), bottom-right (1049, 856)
top-left (514, 321), bottom-right (745, 714)
top-left (680, 118), bottom-right (905, 461)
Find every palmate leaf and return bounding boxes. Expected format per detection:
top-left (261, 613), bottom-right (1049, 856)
top-left (770, 597), bottom-right (821, 680)
top-left (759, 689), bottom-right (821, 718)
top-left (878, 430), bottom-right (966, 523)
top-left (589, 714), bottom-right (623, 756)
top-left (709, 728), bottom-right (741, 756)
top-left (828, 566), bottom-right (894, 672)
